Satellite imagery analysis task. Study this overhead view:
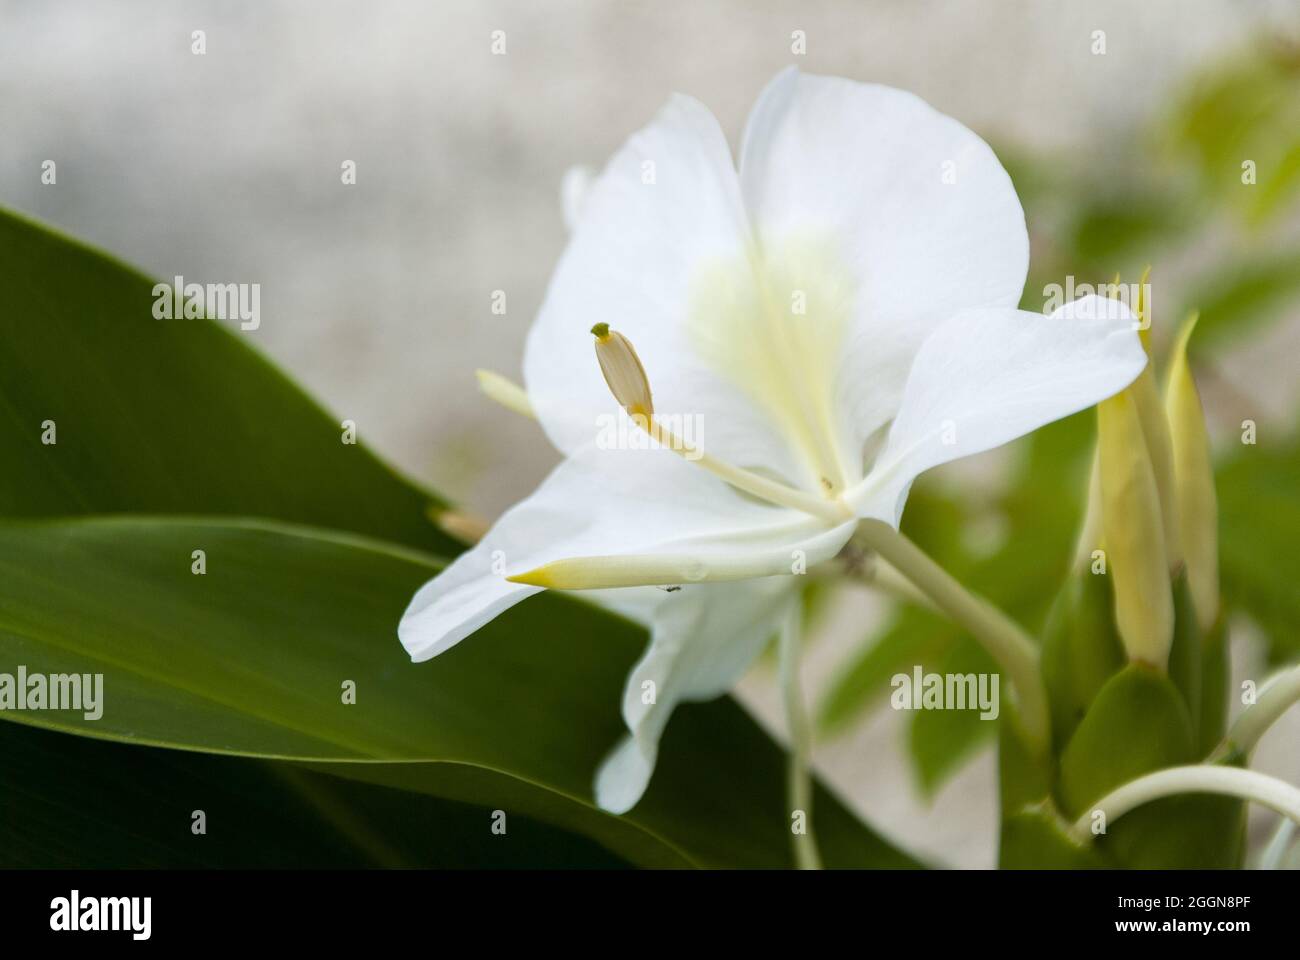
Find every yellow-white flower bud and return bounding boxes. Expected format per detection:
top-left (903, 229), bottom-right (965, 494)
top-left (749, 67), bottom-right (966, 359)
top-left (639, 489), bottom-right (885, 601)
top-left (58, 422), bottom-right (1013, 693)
top-left (1126, 269), bottom-right (1182, 571)
top-left (592, 323), bottom-right (653, 420)
top-left (1098, 390), bottom-right (1174, 669)
top-left (1164, 313), bottom-right (1219, 631)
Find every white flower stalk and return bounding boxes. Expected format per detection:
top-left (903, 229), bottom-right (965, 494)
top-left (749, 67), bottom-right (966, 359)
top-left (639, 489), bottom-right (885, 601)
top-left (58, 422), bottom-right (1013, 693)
top-left (400, 68), bottom-right (1147, 814)
top-left (1071, 765), bottom-right (1300, 843)
top-left (778, 602), bottom-right (820, 870)
top-left (1215, 664), bottom-right (1300, 760)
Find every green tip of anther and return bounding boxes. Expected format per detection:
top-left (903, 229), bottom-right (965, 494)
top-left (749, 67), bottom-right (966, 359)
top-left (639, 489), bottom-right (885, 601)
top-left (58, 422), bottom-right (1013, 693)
top-left (590, 322), bottom-right (610, 339)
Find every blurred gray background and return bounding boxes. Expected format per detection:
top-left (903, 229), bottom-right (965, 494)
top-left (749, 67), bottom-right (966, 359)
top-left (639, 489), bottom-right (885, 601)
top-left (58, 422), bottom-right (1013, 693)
top-left (4, 0), bottom-right (1298, 868)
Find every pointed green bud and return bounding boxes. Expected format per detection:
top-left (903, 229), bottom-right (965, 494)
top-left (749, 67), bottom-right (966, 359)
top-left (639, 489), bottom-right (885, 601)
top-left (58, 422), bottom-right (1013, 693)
top-left (1097, 391), bottom-right (1174, 669)
top-left (1041, 567), bottom-right (1126, 751)
top-left (592, 325), bottom-right (654, 419)
top-left (1164, 312), bottom-right (1219, 631)
top-left (1073, 449), bottom-right (1102, 571)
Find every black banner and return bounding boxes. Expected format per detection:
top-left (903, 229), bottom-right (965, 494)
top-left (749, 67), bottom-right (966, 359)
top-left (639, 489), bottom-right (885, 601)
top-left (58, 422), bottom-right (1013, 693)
top-left (0, 868), bottom-right (1288, 946)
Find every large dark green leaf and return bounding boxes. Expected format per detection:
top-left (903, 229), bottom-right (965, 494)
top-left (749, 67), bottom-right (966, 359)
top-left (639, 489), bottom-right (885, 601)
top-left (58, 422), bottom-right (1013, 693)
top-left (0, 720), bottom-right (628, 868)
top-left (0, 516), bottom-right (916, 869)
top-left (0, 208), bottom-right (457, 556)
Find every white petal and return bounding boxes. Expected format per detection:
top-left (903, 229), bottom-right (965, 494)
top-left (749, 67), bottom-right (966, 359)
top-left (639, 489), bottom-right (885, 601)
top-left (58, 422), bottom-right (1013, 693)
top-left (523, 94), bottom-right (810, 487)
top-left (739, 68), bottom-right (1030, 455)
top-left (510, 519), bottom-right (852, 590)
top-left (850, 295), bottom-right (1147, 524)
top-left (595, 577), bottom-right (798, 813)
top-left (399, 443), bottom-right (847, 661)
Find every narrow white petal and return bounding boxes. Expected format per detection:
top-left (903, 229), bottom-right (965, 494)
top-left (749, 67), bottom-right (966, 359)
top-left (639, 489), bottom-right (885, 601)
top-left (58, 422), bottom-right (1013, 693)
top-left (511, 519), bottom-right (855, 589)
top-left (595, 578), bottom-right (799, 813)
top-left (850, 295), bottom-right (1147, 524)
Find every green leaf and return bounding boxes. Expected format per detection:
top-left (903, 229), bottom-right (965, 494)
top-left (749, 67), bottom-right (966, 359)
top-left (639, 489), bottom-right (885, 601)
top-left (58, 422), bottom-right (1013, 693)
top-left (1165, 43), bottom-right (1300, 225)
top-left (0, 208), bottom-right (458, 556)
top-left (817, 607), bottom-right (956, 734)
top-left (1198, 616), bottom-right (1230, 756)
top-left (1065, 192), bottom-right (1189, 268)
top-left (1217, 429), bottom-right (1300, 661)
top-left (0, 719), bottom-right (629, 868)
top-left (1058, 664), bottom-right (1196, 818)
top-left (998, 806), bottom-right (1105, 870)
top-left (1178, 251), bottom-right (1300, 349)
top-left (997, 708), bottom-right (1053, 816)
top-left (1057, 664), bottom-right (1241, 868)
top-left (1166, 572), bottom-right (1203, 742)
top-left (0, 515), bottom-right (917, 869)
top-left (1040, 570), bottom-right (1126, 753)
top-left (907, 637), bottom-right (998, 796)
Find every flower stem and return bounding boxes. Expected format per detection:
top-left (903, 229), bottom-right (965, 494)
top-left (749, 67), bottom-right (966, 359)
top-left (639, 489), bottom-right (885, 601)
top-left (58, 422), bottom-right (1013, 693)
top-left (1070, 765), bottom-right (1300, 843)
top-left (779, 601), bottom-right (822, 870)
top-left (1214, 664), bottom-right (1300, 760)
top-left (853, 519), bottom-right (1050, 758)
top-left (835, 552), bottom-right (940, 613)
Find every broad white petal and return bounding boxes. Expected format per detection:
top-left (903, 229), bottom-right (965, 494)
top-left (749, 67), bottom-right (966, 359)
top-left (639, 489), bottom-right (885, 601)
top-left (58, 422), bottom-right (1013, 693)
top-left (523, 94), bottom-right (810, 487)
top-left (850, 295), bottom-right (1147, 524)
top-left (739, 68), bottom-right (1030, 457)
top-left (399, 443), bottom-right (846, 661)
top-left (595, 577), bottom-right (798, 813)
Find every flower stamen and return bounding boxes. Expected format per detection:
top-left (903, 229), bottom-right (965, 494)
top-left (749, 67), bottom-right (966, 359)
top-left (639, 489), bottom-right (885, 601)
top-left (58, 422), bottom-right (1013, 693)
top-left (591, 326), bottom-right (850, 523)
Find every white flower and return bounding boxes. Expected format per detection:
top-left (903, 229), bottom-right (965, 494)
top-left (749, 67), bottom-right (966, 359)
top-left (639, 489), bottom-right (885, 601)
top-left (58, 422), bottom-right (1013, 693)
top-left (399, 68), bottom-right (1145, 814)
